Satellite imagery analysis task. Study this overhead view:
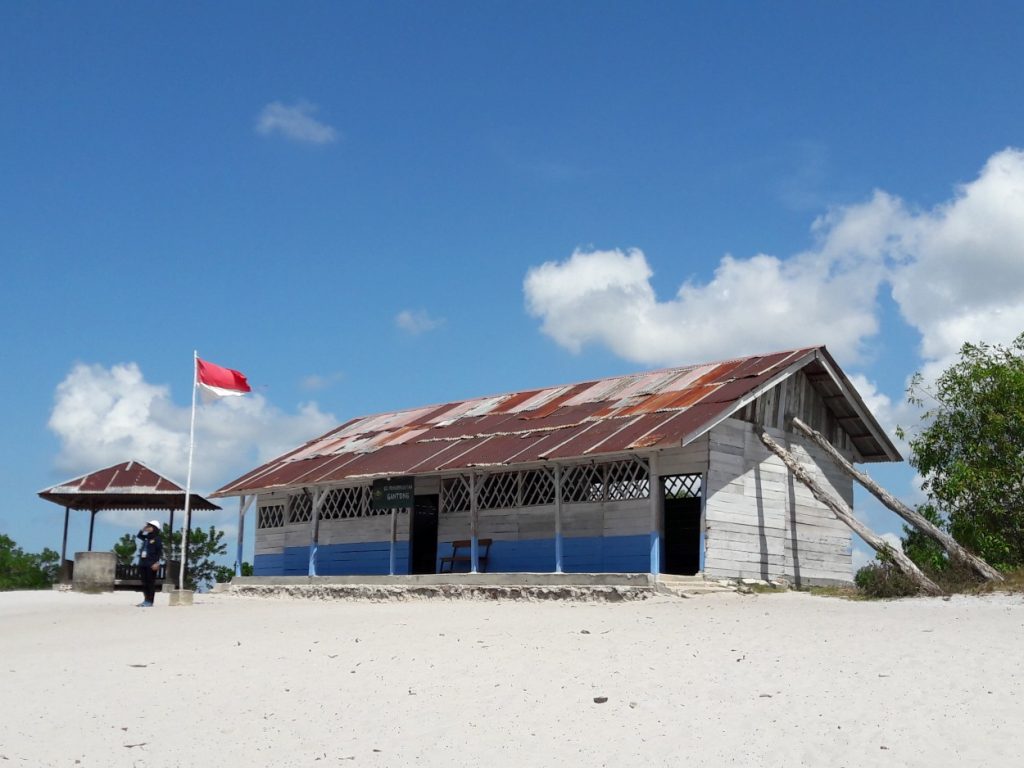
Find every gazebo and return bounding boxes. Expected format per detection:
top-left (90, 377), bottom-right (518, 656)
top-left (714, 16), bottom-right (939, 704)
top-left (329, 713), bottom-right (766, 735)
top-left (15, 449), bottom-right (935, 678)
top-left (38, 460), bottom-right (219, 583)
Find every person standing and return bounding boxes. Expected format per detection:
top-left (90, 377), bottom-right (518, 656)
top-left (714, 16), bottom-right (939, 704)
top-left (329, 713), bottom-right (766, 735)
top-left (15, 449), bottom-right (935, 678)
top-left (136, 520), bottom-right (164, 607)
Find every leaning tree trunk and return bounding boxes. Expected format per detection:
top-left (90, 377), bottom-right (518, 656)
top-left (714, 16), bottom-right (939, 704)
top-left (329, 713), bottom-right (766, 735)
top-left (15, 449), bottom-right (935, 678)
top-left (758, 429), bottom-right (943, 596)
top-left (790, 417), bottom-right (1002, 582)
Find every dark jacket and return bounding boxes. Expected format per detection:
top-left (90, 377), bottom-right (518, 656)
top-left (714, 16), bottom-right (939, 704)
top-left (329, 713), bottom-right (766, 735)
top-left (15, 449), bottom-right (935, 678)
top-left (137, 529), bottom-right (164, 564)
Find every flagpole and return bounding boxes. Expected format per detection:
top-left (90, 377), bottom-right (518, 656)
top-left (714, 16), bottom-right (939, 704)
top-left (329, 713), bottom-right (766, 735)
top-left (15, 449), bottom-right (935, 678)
top-left (179, 350), bottom-right (199, 591)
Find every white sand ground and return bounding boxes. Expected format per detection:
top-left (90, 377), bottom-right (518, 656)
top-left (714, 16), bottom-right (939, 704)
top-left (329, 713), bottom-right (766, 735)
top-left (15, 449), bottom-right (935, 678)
top-left (1, 589), bottom-right (1022, 768)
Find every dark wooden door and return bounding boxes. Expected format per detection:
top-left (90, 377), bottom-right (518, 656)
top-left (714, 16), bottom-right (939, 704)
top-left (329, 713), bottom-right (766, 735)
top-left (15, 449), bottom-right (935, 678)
top-left (663, 496), bottom-right (701, 575)
top-left (409, 494), bottom-right (439, 575)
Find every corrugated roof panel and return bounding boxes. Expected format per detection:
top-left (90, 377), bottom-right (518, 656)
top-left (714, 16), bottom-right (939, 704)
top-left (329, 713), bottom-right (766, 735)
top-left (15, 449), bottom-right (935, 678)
top-left (562, 377), bottom-right (630, 407)
top-left (522, 383), bottom-right (594, 420)
top-left (462, 395), bottom-right (510, 418)
top-left (541, 419), bottom-right (633, 460)
top-left (422, 398), bottom-right (479, 426)
top-left (648, 403), bottom-right (729, 448)
top-left (703, 371), bottom-right (778, 403)
top-left (245, 455), bottom-right (339, 489)
top-left (314, 442), bottom-right (444, 482)
top-left (441, 433), bottom-right (543, 468)
top-left (590, 412), bottom-right (688, 453)
top-left (490, 389), bottom-right (544, 413)
top-left (664, 383), bottom-right (724, 409)
top-left (613, 370), bottom-right (679, 400)
top-left (499, 432), bottom-right (565, 465)
top-left (618, 389), bottom-right (685, 416)
top-left (422, 412), bottom-right (522, 442)
top-left (660, 364), bottom-right (715, 392)
top-left (505, 386), bottom-right (572, 413)
top-left (430, 437), bottom-right (497, 472)
top-left (699, 359), bottom-right (749, 385)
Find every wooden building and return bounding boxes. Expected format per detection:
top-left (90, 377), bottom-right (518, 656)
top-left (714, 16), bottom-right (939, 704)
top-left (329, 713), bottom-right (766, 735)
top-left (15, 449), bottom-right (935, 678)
top-left (213, 347), bottom-right (899, 585)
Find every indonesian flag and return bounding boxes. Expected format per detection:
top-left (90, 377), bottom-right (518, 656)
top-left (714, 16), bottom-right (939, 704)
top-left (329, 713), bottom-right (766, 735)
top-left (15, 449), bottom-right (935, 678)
top-left (197, 358), bottom-right (251, 397)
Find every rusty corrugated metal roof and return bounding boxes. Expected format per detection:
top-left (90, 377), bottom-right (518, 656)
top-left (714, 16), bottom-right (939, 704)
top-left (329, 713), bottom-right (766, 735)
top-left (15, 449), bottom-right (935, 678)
top-left (38, 460), bottom-right (220, 511)
top-left (213, 346), bottom-right (899, 497)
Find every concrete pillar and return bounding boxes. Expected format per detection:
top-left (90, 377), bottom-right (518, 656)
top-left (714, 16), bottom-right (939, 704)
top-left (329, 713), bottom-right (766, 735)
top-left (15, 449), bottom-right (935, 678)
top-left (72, 551), bottom-right (116, 592)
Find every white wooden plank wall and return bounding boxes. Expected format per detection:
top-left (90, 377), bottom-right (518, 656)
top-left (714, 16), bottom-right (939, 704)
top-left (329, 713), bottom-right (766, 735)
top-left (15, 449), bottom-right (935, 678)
top-left (736, 371), bottom-right (856, 456)
top-left (658, 438), bottom-right (710, 476)
top-left (437, 500), bottom-right (651, 544)
top-left (704, 417), bottom-right (854, 585)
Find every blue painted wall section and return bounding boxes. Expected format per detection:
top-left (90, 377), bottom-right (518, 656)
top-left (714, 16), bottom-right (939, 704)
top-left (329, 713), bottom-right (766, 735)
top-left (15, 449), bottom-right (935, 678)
top-left (255, 541), bottom-right (409, 576)
top-left (255, 534), bottom-right (649, 575)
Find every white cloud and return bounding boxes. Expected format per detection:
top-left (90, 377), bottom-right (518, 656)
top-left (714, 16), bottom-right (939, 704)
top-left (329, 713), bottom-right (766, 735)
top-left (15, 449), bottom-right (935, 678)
top-left (255, 101), bottom-right (338, 144)
top-left (300, 372), bottom-right (345, 392)
top-left (395, 309), bottom-right (445, 335)
top-left (524, 240), bottom-right (884, 364)
top-left (524, 148), bottom-right (1024, 375)
top-left (48, 363), bottom-right (337, 500)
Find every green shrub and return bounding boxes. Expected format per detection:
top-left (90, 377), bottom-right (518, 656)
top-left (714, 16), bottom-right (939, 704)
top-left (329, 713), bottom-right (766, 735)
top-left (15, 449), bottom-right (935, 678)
top-left (854, 561), bottom-right (919, 598)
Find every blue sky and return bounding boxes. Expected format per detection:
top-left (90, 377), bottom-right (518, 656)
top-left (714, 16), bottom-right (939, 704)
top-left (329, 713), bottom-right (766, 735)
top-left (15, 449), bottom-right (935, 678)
top-left (3, 2), bottom-right (1024, 568)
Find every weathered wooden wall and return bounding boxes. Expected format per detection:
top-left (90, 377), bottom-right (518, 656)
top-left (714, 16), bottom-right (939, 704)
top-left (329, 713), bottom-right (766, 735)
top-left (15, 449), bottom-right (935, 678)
top-left (735, 370), bottom-right (857, 457)
top-left (704, 417), bottom-right (854, 585)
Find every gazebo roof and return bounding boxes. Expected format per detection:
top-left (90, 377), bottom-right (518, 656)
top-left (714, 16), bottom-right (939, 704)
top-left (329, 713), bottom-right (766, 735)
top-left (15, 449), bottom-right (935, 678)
top-left (38, 460), bottom-right (220, 512)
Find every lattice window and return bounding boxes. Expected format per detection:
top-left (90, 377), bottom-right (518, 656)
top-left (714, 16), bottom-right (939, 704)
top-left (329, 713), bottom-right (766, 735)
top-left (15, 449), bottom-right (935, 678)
top-left (605, 459), bottom-right (651, 501)
top-left (561, 460), bottom-right (650, 503)
top-left (561, 464), bottom-right (605, 503)
top-left (479, 472), bottom-right (519, 510)
top-left (663, 474), bottom-right (702, 499)
top-left (522, 468), bottom-right (555, 506)
top-left (288, 492), bottom-right (312, 524)
top-left (257, 504), bottom-right (285, 529)
top-left (320, 487), bottom-right (367, 519)
top-left (440, 476), bottom-right (471, 513)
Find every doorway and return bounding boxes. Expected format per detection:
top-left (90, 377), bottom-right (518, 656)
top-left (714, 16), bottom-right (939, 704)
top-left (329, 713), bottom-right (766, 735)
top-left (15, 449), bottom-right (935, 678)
top-left (409, 494), bottom-right (439, 575)
top-left (662, 475), bottom-right (702, 575)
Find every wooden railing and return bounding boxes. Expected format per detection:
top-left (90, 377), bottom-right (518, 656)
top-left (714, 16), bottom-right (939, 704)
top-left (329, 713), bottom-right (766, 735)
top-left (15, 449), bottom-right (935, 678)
top-left (115, 563), bottom-right (167, 581)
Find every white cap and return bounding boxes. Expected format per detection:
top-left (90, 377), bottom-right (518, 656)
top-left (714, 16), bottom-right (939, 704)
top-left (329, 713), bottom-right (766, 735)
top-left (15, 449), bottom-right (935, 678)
top-left (146, 520), bottom-right (161, 529)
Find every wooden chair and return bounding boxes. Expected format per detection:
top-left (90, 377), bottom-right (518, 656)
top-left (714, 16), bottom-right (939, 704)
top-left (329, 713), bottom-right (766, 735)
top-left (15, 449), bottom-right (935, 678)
top-left (438, 538), bottom-right (492, 573)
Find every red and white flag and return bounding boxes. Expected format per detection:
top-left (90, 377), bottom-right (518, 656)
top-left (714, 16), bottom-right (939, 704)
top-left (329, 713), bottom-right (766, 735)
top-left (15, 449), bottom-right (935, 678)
top-left (196, 358), bottom-right (251, 397)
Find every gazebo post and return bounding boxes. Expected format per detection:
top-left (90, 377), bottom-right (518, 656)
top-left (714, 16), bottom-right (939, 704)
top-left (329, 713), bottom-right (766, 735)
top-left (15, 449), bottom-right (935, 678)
top-left (60, 506), bottom-right (70, 568)
top-left (168, 509), bottom-right (175, 534)
top-left (87, 508), bottom-right (97, 551)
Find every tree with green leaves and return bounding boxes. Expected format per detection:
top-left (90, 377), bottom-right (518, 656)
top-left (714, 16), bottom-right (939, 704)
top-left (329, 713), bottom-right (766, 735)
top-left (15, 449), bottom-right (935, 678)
top-left (898, 333), bottom-right (1024, 570)
top-left (159, 523), bottom-right (228, 591)
top-left (112, 533), bottom-right (137, 566)
top-left (0, 534), bottom-right (60, 591)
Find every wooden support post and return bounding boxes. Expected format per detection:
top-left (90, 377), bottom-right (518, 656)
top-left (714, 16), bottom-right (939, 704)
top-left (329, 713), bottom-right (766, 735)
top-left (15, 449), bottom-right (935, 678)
top-left (758, 429), bottom-right (943, 596)
top-left (308, 488), bottom-right (325, 577)
top-left (236, 495), bottom-right (254, 577)
top-left (554, 464), bottom-right (563, 574)
top-left (469, 473), bottom-right (479, 574)
top-left (649, 453), bottom-right (661, 575)
top-left (389, 507), bottom-right (397, 576)
top-left (790, 417), bottom-right (1003, 582)
top-left (87, 509), bottom-right (97, 551)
